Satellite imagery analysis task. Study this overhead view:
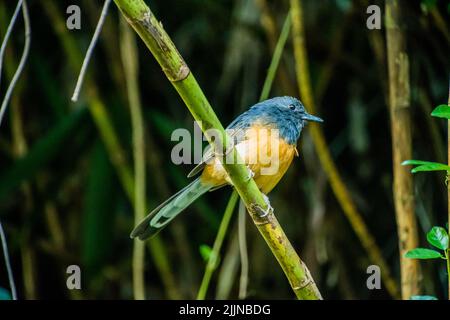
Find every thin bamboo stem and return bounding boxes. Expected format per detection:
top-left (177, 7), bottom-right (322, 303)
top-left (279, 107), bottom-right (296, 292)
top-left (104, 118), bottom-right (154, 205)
top-left (120, 18), bottom-right (146, 300)
top-left (238, 200), bottom-right (249, 299)
top-left (385, 0), bottom-right (420, 299)
top-left (260, 11), bottom-right (291, 101)
top-left (115, 0), bottom-right (322, 300)
top-left (430, 7), bottom-right (450, 45)
top-left (42, 2), bottom-right (179, 299)
top-left (290, 0), bottom-right (399, 298)
top-left (197, 191), bottom-right (239, 300)
top-left (255, 0), bottom-right (297, 96)
top-left (83, 2), bottom-right (194, 295)
top-left (215, 226), bottom-right (240, 299)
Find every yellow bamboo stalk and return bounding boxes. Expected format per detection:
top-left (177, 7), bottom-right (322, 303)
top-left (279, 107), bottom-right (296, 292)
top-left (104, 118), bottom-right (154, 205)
top-left (386, 0), bottom-right (421, 299)
top-left (290, 0), bottom-right (400, 298)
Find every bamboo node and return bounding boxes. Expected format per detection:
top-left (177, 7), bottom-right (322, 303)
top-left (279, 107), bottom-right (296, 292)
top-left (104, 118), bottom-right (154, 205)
top-left (248, 202), bottom-right (274, 224)
top-left (292, 277), bottom-right (311, 290)
top-left (293, 260), bottom-right (315, 290)
top-left (174, 64), bottom-right (190, 82)
top-left (135, 10), bottom-right (190, 82)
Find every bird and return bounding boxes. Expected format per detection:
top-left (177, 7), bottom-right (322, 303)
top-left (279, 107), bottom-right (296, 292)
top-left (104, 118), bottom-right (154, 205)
top-left (131, 96), bottom-right (323, 240)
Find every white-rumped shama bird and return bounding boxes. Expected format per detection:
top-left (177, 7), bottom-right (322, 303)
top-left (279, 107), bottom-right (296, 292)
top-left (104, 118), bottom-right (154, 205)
top-left (131, 96), bottom-right (323, 240)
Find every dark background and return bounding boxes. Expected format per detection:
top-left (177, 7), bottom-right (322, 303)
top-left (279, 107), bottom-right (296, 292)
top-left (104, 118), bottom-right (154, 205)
top-left (0, 0), bottom-right (449, 299)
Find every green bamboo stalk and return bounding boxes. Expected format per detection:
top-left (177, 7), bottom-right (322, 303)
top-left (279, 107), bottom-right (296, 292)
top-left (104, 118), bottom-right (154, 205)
top-left (196, 10), bottom-right (294, 299)
top-left (260, 11), bottom-right (291, 101)
top-left (114, 0), bottom-right (322, 299)
top-left (42, 2), bottom-right (180, 299)
top-left (120, 18), bottom-right (146, 300)
top-left (255, 0), bottom-right (297, 97)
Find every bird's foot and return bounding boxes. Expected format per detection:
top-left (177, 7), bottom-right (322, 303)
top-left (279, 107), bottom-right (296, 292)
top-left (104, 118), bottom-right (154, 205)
top-left (256, 193), bottom-right (273, 218)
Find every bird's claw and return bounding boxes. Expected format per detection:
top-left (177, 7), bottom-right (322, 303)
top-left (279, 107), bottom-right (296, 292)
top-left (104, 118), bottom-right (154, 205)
top-left (254, 193), bottom-right (273, 218)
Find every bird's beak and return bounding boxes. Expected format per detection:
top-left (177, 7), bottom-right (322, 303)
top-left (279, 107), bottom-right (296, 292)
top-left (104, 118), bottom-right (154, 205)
top-left (301, 113), bottom-right (323, 123)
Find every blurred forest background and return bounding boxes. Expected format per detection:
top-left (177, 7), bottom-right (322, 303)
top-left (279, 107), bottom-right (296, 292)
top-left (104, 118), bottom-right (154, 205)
top-left (0, 0), bottom-right (449, 299)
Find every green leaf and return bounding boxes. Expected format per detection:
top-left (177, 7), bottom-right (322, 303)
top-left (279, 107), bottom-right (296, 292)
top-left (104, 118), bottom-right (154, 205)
top-left (431, 105), bottom-right (450, 119)
top-left (199, 244), bottom-right (213, 262)
top-left (199, 244), bottom-right (220, 269)
top-left (404, 248), bottom-right (443, 259)
top-left (426, 226), bottom-right (449, 250)
top-left (410, 295), bottom-right (438, 300)
top-left (402, 160), bottom-right (441, 166)
top-left (401, 160), bottom-right (450, 173)
top-left (411, 164), bottom-right (450, 173)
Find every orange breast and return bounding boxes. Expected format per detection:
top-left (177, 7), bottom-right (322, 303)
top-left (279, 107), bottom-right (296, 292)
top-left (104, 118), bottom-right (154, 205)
top-left (200, 124), bottom-right (297, 194)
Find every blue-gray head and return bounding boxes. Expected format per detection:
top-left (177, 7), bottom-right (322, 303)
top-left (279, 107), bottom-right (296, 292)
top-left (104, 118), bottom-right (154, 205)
top-left (239, 96), bottom-right (323, 144)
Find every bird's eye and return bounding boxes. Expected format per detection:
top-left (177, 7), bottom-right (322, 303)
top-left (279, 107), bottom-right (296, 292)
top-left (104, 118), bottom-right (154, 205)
top-left (289, 104), bottom-right (296, 111)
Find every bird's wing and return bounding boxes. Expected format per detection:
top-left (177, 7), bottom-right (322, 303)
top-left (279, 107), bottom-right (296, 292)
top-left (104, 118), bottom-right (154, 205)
top-left (187, 113), bottom-right (251, 178)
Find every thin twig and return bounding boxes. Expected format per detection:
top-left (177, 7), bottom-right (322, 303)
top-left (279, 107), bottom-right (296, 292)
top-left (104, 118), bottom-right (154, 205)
top-left (5, 31), bottom-right (36, 298)
top-left (0, 220), bottom-right (17, 300)
top-left (430, 8), bottom-right (450, 45)
top-left (0, 0), bottom-right (30, 128)
top-left (197, 191), bottom-right (239, 300)
top-left (238, 200), bottom-right (248, 299)
top-left (71, 0), bottom-right (111, 102)
top-left (259, 11), bottom-right (291, 101)
top-left (0, 0), bottom-right (23, 87)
